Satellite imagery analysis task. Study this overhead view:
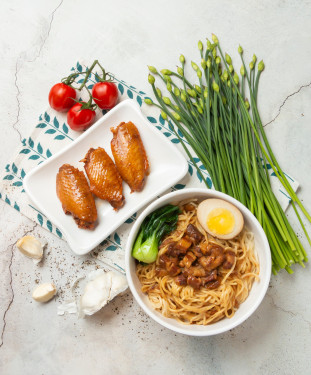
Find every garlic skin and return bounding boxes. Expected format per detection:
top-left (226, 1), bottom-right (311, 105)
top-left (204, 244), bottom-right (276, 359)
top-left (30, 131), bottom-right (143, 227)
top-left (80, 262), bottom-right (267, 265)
top-left (110, 271), bottom-right (128, 300)
top-left (32, 283), bottom-right (57, 302)
top-left (80, 270), bottom-right (128, 316)
top-left (57, 301), bottom-right (78, 316)
top-left (16, 235), bottom-right (43, 260)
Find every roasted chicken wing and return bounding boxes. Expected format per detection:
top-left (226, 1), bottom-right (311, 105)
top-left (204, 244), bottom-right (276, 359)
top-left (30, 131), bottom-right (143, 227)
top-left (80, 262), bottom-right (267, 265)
top-left (110, 122), bottom-right (149, 192)
top-left (81, 147), bottom-right (125, 209)
top-left (56, 164), bottom-right (97, 229)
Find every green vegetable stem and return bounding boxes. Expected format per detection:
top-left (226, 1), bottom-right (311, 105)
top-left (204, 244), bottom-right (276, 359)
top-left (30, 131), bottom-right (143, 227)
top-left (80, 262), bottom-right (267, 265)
top-left (132, 205), bottom-right (180, 263)
top-left (146, 35), bottom-right (311, 275)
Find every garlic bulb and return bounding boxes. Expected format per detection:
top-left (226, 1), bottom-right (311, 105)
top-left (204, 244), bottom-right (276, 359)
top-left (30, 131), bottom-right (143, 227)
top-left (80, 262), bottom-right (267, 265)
top-left (80, 270), bottom-right (128, 316)
top-left (16, 235), bottom-right (43, 260)
top-left (32, 283), bottom-right (57, 302)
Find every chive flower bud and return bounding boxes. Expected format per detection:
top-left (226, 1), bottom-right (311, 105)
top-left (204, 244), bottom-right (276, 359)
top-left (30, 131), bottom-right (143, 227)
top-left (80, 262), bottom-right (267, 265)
top-left (195, 84), bottom-right (201, 93)
top-left (258, 60), bottom-right (265, 71)
top-left (156, 87), bottom-right (162, 98)
top-left (223, 70), bottom-right (229, 80)
top-left (197, 106), bottom-right (203, 114)
top-left (238, 45), bottom-right (243, 54)
top-left (212, 48), bottom-right (217, 59)
top-left (174, 87), bottom-right (180, 96)
top-left (215, 56), bottom-right (221, 65)
top-left (212, 34), bottom-right (219, 45)
top-left (203, 88), bottom-right (208, 98)
top-left (148, 74), bottom-right (155, 85)
top-left (191, 61), bottom-right (198, 71)
top-left (225, 53), bottom-right (232, 64)
top-left (179, 54), bottom-right (185, 63)
top-left (206, 39), bottom-right (212, 50)
top-left (199, 98), bottom-right (204, 107)
top-left (163, 97), bottom-right (171, 105)
top-left (252, 54), bottom-right (257, 63)
top-left (245, 99), bottom-right (250, 109)
top-left (206, 59), bottom-right (211, 69)
top-left (177, 66), bottom-right (184, 76)
top-left (227, 80), bottom-right (231, 87)
top-left (197, 69), bottom-right (202, 78)
top-left (161, 111), bottom-right (167, 120)
top-left (144, 98), bottom-right (153, 105)
top-left (212, 81), bottom-right (219, 93)
top-left (222, 96), bottom-right (227, 105)
top-left (163, 75), bottom-right (172, 82)
top-left (233, 72), bottom-right (239, 85)
top-left (229, 64), bottom-right (234, 73)
top-left (249, 61), bottom-right (254, 70)
top-left (148, 66), bottom-right (157, 74)
top-left (198, 40), bottom-right (203, 51)
top-left (161, 69), bottom-right (172, 75)
top-left (201, 59), bottom-right (207, 70)
top-left (167, 82), bottom-right (172, 92)
top-left (173, 112), bottom-right (181, 121)
top-left (181, 89), bottom-right (186, 96)
top-left (240, 66), bottom-right (245, 76)
top-left (181, 93), bottom-right (187, 102)
top-left (187, 89), bottom-right (197, 98)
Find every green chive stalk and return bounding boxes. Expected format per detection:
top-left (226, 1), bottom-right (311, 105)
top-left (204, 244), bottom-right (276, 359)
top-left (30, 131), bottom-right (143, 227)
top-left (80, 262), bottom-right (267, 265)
top-left (146, 35), bottom-right (310, 274)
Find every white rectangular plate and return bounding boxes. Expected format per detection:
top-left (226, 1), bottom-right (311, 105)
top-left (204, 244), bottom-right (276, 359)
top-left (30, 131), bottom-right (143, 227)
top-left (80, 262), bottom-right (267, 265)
top-left (24, 100), bottom-right (188, 255)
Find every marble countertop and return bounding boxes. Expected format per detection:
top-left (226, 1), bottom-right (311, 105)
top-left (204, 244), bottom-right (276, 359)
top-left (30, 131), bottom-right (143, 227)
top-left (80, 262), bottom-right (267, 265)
top-left (1, 0), bottom-right (311, 374)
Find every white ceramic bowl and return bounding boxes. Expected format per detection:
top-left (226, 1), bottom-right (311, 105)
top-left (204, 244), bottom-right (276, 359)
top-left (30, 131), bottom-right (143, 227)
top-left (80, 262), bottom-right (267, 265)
top-left (125, 188), bottom-right (271, 336)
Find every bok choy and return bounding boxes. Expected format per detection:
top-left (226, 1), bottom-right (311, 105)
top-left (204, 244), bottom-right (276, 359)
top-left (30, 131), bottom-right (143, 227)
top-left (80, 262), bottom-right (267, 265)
top-left (132, 204), bottom-right (180, 263)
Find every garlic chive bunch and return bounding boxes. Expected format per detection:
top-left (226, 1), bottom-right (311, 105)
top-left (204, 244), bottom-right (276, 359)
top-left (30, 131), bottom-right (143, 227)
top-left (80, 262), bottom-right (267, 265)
top-left (146, 35), bottom-right (310, 274)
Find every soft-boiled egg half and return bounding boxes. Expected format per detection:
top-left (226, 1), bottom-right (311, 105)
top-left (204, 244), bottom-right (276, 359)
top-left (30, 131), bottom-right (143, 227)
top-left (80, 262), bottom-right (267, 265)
top-left (197, 198), bottom-right (244, 240)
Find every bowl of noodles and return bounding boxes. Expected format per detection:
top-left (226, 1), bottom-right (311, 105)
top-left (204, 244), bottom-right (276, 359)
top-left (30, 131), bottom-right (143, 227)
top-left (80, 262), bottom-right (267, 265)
top-left (125, 188), bottom-right (271, 336)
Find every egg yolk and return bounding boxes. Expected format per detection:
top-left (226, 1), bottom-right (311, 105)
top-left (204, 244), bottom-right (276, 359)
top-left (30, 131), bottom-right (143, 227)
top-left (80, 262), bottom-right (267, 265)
top-left (206, 208), bottom-right (235, 235)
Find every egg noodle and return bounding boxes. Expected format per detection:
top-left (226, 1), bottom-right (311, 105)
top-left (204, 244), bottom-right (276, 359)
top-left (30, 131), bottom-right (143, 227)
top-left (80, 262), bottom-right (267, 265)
top-left (136, 200), bottom-right (260, 325)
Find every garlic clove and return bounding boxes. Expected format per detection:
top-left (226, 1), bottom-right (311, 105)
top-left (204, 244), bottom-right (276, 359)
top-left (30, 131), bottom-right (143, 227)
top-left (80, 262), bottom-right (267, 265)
top-left (32, 283), bottom-right (57, 302)
top-left (16, 235), bottom-right (43, 260)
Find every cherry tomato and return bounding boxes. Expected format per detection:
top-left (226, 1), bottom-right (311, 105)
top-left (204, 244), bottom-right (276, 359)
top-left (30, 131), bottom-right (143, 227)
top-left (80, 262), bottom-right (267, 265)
top-left (67, 103), bottom-right (96, 131)
top-left (48, 83), bottom-right (76, 112)
top-left (92, 81), bottom-right (118, 109)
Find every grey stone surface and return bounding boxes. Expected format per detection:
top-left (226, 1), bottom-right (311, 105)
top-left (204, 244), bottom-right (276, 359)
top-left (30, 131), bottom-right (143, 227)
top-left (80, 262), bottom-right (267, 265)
top-left (0, 0), bottom-right (310, 374)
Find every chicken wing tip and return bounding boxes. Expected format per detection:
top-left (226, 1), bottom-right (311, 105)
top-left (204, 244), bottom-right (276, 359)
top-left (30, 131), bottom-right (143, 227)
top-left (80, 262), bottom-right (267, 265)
top-left (58, 163), bottom-right (73, 172)
top-left (80, 148), bottom-right (96, 164)
top-left (110, 122), bottom-right (127, 134)
top-left (74, 217), bottom-right (97, 230)
top-left (111, 197), bottom-right (125, 210)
